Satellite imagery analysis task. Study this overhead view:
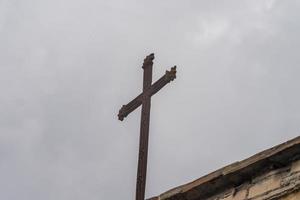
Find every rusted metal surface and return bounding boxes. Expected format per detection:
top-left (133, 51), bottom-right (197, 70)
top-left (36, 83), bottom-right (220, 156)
top-left (118, 66), bottom-right (176, 121)
top-left (118, 53), bottom-right (177, 200)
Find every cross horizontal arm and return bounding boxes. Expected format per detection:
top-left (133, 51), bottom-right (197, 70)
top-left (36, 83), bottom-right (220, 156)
top-left (149, 66), bottom-right (177, 97)
top-left (118, 66), bottom-right (176, 121)
top-left (118, 94), bottom-right (143, 121)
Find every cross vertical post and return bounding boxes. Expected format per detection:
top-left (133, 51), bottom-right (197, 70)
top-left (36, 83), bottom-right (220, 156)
top-left (118, 54), bottom-right (177, 200)
top-left (136, 54), bottom-right (153, 200)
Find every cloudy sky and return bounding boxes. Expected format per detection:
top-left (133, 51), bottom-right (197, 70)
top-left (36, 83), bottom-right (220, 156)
top-left (1, 0), bottom-right (300, 199)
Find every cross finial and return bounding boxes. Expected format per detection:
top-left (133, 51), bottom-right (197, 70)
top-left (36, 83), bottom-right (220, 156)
top-left (165, 66), bottom-right (177, 82)
top-left (142, 53), bottom-right (155, 69)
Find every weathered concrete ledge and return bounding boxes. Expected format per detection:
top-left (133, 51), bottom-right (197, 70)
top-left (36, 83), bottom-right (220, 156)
top-left (149, 136), bottom-right (300, 200)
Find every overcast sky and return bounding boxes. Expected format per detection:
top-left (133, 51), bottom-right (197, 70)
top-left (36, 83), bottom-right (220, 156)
top-left (1, 0), bottom-right (300, 199)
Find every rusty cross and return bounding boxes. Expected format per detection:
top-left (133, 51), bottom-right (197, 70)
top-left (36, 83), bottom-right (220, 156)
top-left (118, 53), bottom-right (177, 200)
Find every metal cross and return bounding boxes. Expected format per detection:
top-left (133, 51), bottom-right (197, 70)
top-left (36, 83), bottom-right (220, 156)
top-left (118, 53), bottom-right (177, 200)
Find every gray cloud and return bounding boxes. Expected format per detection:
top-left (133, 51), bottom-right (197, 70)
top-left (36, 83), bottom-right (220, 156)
top-left (0, 0), bottom-right (299, 199)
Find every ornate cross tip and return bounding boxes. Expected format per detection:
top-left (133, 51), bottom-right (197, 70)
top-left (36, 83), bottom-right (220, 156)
top-left (118, 105), bottom-right (127, 121)
top-left (142, 53), bottom-right (155, 69)
top-left (165, 66), bottom-right (177, 82)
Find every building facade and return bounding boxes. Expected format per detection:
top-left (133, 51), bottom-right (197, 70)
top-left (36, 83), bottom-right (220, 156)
top-left (150, 136), bottom-right (300, 200)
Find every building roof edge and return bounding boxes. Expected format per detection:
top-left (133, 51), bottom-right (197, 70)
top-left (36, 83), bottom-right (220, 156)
top-left (150, 136), bottom-right (300, 200)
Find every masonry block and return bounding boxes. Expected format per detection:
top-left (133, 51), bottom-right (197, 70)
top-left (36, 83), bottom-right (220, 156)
top-left (291, 160), bottom-right (300, 173)
top-left (248, 175), bottom-right (281, 198)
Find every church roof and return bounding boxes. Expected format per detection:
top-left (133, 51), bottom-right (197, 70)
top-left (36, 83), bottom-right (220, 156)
top-left (149, 136), bottom-right (300, 200)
